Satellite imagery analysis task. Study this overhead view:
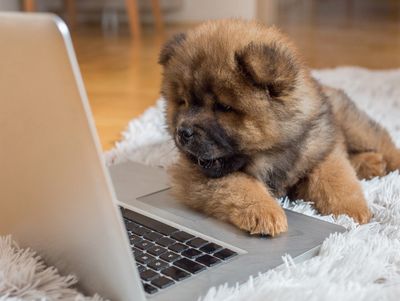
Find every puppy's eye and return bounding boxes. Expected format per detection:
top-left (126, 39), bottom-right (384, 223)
top-left (266, 84), bottom-right (281, 98)
top-left (176, 98), bottom-right (186, 106)
top-left (214, 102), bottom-right (233, 113)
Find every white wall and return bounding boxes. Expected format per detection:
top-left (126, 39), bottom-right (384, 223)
top-left (165, 0), bottom-right (257, 22)
top-left (0, 0), bottom-right (19, 10)
top-left (257, 0), bottom-right (279, 25)
top-left (0, 0), bottom-right (278, 25)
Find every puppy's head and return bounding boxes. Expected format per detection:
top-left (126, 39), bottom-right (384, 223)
top-left (160, 20), bottom-right (317, 178)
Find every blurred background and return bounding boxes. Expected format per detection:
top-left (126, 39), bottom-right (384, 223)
top-left (1, 0), bottom-right (399, 149)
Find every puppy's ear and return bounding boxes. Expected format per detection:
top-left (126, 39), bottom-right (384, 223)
top-left (159, 33), bottom-right (187, 65)
top-left (235, 42), bottom-right (299, 98)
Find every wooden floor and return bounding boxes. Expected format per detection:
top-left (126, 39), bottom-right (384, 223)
top-left (71, 2), bottom-right (400, 150)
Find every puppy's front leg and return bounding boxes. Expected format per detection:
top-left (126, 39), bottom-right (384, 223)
top-left (169, 157), bottom-right (288, 236)
top-left (296, 146), bottom-right (372, 224)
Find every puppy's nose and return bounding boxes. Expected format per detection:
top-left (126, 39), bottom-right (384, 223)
top-left (178, 127), bottom-right (194, 144)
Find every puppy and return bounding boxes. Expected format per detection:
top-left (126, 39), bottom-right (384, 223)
top-left (159, 19), bottom-right (400, 236)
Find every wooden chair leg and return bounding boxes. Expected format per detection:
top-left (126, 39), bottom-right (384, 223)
top-left (65, 0), bottom-right (77, 29)
top-left (150, 0), bottom-right (164, 32)
top-left (23, 0), bottom-right (36, 12)
top-left (124, 0), bottom-right (141, 38)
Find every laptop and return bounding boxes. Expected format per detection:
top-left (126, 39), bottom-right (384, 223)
top-left (0, 13), bottom-right (345, 301)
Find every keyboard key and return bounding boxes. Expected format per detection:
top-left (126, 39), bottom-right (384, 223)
top-left (156, 237), bottom-right (175, 247)
top-left (196, 254), bottom-right (221, 267)
top-left (136, 240), bottom-right (154, 250)
top-left (143, 231), bottom-right (163, 242)
top-left (124, 218), bottom-right (133, 227)
top-left (125, 222), bottom-right (140, 232)
top-left (137, 264), bottom-right (146, 273)
top-left (170, 231), bottom-right (195, 242)
top-left (187, 237), bottom-right (209, 248)
top-left (147, 245), bottom-right (167, 256)
top-left (131, 226), bottom-right (151, 236)
top-left (168, 243), bottom-right (188, 253)
top-left (200, 243), bottom-right (222, 254)
top-left (151, 276), bottom-right (175, 289)
top-left (160, 251), bottom-right (181, 262)
top-left (143, 283), bottom-right (158, 294)
top-left (121, 208), bottom-right (178, 236)
top-left (214, 248), bottom-right (238, 260)
top-left (129, 234), bottom-right (142, 245)
top-left (140, 269), bottom-right (159, 281)
top-left (174, 258), bottom-right (206, 274)
top-left (181, 248), bottom-right (202, 259)
top-left (135, 253), bottom-right (155, 264)
top-left (132, 247), bottom-right (143, 256)
top-left (162, 266), bottom-right (190, 281)
top-left (148, 259), bottom-right (169, 271)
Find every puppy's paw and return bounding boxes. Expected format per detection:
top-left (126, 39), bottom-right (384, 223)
top-left (354, 152), bottom-right (387, 179)
top-left (342, 205), bottom-right (372, 224)
top-left (317, 198), bottom-right (372, 225)
top-left (230, 201), bottom-right (288, 236)
top-left (386, 148), bottom-right (400, 172)
top-left (350, 206), bottom-right (372, 224)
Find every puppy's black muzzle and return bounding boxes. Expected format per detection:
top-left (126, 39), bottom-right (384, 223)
top-left (177, 126), bottom-right (194, 146)
top-left (175, 122), bottom-right (249, 178)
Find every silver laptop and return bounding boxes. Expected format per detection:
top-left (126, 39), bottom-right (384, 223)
top-left (0, 13), bottom-right (345, 301)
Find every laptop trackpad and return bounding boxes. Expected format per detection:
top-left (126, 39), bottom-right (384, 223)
top-left (108, 161), bottom-right (170, 201)
top-left (137, 189), bottom-right (207, 222)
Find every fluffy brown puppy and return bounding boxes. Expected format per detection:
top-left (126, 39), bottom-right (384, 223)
top-left (159, 19), bottom-right (400, 236)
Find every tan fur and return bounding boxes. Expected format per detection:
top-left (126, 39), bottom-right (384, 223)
top-left (295, 143), bottom-right (372, 224)
top-left (349, 152), bottom-right (387, 179)
top-left (169, 157), bottom-right (288, 235)
top-left (160, 19), bottom-right (400, 236)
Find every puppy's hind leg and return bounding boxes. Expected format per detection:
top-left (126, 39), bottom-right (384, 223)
top-left (349, 151), bottom-right (387, 179)
top-left (296, 145), bottom-right (372, 224)
top-left (323, 86), bottom-right (400, 173)
top-left (168, 156), bottom-right (288, 236)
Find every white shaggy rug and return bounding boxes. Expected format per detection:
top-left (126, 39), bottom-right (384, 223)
top-left (1, 67), bottom-right (400, 300)
top-left (0, 236), bottom-right (103, 301)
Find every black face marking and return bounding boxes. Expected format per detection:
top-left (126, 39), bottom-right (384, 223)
top-left (189, 88), bottom-right (204, 107)
top-left (188, 153), bottom-right (249, 178)
top-left (203, 120), bottom-right (236, 152)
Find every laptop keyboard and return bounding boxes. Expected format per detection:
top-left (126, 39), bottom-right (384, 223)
top-left (121, 208), bottom-right (238, 295)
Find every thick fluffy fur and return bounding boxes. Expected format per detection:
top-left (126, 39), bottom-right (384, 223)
top-left (159, 19), bottom-right (400, 236)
